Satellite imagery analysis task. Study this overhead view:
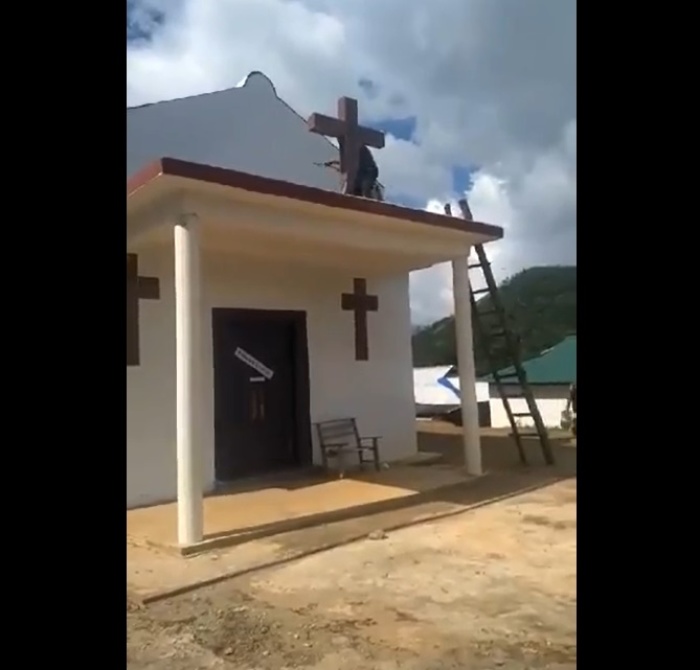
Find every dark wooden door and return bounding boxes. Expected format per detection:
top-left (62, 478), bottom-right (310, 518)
top-left (213, 310), bottom-right (299, 480)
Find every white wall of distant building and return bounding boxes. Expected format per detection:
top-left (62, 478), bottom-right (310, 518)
top-left (413, 368), bottom-right (569, 428)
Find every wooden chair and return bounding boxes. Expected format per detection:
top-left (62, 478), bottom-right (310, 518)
top-left (314, 418), bottom-right (381, 476)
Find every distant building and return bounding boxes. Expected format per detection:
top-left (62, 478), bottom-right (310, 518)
top-left (412, 365), bottom-right (491, 423)
top-left (481, 335), bottom-right (576, 428)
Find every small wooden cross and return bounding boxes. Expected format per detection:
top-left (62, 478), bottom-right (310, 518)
top-left (308, 96), bottom-right (385, 193)
top-left (341, 278), bottom-right (378, 361)
top-left (126, 253), bottom-right (160, 367)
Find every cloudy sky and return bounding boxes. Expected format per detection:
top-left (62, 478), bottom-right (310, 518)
top-left (127, 0), bottom-right (576, 325)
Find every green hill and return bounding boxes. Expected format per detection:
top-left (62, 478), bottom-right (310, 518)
top-left (411, 266), bottom-right (577, 375)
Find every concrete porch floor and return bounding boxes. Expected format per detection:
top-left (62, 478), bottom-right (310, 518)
top-left (127, 463), bottom-right (473, 554)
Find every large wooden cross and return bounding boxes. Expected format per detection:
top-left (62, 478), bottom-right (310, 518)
top-left (308, 96), bottom-right (385, 193)
top-left (341, 278), bottom-right (378, 361)
top-left (127, 253), bottom-right (160, 367)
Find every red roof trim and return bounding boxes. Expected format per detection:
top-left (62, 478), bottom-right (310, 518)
top-left (127, 158), bottom-right (504, 240)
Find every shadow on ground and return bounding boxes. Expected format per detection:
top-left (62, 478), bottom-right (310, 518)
top-left (130, 425), bottom-right (577, 602)
top-left (188, 424), bottom-right (576, 554)
top-left (417, 421), bottom-right (577, 475)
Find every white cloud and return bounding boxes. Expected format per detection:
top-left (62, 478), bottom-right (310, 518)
top-left (127, 0), bottom-right (576, 325)
top-left (411, 173), bottom-right (514, 324)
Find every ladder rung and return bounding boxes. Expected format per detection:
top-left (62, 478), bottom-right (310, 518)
top-left (472, 287), bottom-right (491, 296)
top-left (512, 412), bottom-right (532, 417)
top-left (495, 371), bottom-right (520, 379)
top-left (468, 263), bottom-right (483, 270)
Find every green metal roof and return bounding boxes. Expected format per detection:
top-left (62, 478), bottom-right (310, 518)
top-left (481, 335), bottom-right (576, 385)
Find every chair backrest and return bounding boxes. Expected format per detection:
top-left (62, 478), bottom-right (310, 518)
top-left (315, 418), bottom-right (359, 447)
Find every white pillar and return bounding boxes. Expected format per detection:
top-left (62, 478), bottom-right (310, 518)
top-left (451, 253), bottom-right (483, 476)
top-left (174, 213), bottom-right (203, 545)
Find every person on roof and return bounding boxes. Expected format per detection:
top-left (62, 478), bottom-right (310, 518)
top-left (320, 143), bottom-right (381, 199)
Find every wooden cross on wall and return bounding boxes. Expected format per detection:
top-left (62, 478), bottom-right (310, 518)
top-left (308, 96), bottom-right (385, 193)
top-left (341, 278), bottom-right (378, 361)
top-left (127, 253), bottom-right (160, 367)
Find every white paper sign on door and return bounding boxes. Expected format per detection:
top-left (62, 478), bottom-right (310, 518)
top-left (234, 347), bottom-right (274, 379)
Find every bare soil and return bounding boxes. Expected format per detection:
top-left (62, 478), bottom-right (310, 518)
top-left (416, 420), bottom-right (576, 471)
top-left (127, 470), bottom-right (576, 669)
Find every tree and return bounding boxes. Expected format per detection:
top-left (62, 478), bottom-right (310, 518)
top-left (411, 266), bottom-right (576, 374)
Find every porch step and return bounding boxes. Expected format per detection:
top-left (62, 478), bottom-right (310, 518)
top-left (397, 451), bottom-right (444, 467)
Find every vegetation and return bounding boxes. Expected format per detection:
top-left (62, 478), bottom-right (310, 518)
top-left (411, 266), bottom-right (576, 376)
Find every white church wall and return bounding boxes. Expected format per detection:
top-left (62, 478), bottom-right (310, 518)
top-left (126, 246), bottom-right (178, 508)
top-left (127, 70), bottom-right (421, 509)
top-left (127, 246), bottom-right (416, 509)
top-left (127, 72), bottom-right (339, 192)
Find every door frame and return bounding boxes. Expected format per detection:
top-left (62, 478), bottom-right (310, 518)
top-left (211, 307), bottom-right (313, 478)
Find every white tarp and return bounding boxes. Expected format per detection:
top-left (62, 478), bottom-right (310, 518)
top-left (413, 366), bottom-right (490, 407)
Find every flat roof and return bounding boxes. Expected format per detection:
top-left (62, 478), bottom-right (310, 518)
top-left (127, 158), bottom-right (504, 240)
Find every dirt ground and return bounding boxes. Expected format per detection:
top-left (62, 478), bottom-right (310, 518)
top-left (127, 461), bottom-right (576, 669)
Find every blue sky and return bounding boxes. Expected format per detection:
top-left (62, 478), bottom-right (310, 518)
top-left (126, 5), bottom-right (479, 209)
top-left (127, 0), bottom-right (165, 43)
top-left (372, 115), bottom-right (478, 205)
top-left (126, 0), bottom-right (577, 324)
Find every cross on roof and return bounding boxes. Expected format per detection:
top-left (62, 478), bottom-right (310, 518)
top-left (308, 96), bottom-right (385, 193)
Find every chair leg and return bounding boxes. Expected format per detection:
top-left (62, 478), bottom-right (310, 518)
top-left (337, 450), bottom-right (346, 479)
top-left (373, 440), bottom-right (380, 471)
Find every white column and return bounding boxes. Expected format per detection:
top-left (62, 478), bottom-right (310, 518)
top-left (451, 252), bottom-right (483, 476)
top-left (174, 213), bottom-right (203, 545)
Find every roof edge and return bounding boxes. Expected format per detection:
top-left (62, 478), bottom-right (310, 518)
top-left (127, 158), bottom-right (505, 241)
top-left (127, 160), bottom-right (165, 195)
top-left (128, 70), bottom-right (279, 111)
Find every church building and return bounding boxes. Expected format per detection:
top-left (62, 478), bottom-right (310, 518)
top-left (127, 71), bottom-right (503, 546)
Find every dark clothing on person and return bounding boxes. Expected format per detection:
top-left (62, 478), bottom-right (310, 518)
top-left (339, 141), bottom-right (379, 197)
top-left (569, 384), bottom-right (577, 413)
top-left (358, 145), bottom-right (378, 180)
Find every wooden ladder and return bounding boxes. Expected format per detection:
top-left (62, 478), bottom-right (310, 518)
top-left (445, 199), bottom-right (555, 466)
